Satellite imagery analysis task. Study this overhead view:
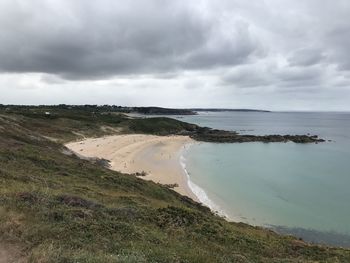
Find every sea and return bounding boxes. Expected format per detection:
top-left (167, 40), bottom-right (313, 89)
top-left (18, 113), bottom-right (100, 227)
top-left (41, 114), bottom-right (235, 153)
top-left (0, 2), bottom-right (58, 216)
top-left (174, 111), bottom-right (350, 247)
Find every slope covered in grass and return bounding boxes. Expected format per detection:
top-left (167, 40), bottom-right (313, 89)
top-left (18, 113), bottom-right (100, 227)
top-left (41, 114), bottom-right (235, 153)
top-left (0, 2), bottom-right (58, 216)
top-left (0, 106), bottom-right (349, 262)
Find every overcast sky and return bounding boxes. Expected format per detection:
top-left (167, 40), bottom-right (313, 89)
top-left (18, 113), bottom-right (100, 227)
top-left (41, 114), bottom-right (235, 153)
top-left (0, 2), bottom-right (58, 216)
top-left (1, 0), bottom-right (350, 110)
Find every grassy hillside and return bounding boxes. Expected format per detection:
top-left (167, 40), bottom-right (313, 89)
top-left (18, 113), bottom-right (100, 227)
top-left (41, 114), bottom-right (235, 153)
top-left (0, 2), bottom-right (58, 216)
top-left (0, 106), bottom-right (349, 262)
top-left (0, 106), bottom-right (196, 141)
top-left (0, 105), bottom-right (324, 143)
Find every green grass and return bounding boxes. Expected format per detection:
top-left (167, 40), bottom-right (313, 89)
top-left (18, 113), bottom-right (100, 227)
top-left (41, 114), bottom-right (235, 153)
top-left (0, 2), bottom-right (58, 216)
top-left (0, 106), bottom-right (350, 262)
top-left (127, 117), bottom-right (197, 135)
top-left (0, 106), bottom-right (197, 142)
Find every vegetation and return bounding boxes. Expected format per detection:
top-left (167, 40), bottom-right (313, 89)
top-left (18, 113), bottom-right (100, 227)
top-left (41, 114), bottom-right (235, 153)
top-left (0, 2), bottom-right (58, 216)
top-left (0, 105), bottom-right (323, 143)
top-left (132, 106), bottom-right (195, 115)
top-left (0, 104), bottom-right (196, 115)
top-left (0, 106), bottom-right (348, 262)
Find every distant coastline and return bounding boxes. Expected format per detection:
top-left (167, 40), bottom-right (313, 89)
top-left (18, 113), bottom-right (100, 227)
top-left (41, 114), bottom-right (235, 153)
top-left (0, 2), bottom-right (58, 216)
top-left (189, 108), bottom-right (270, 113)
top-left (130, 107), bottom-right (271, 115)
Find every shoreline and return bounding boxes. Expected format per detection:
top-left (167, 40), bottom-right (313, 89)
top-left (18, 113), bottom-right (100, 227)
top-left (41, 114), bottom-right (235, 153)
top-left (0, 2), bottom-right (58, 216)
top-left (66, 134), bottom-right (243, 222)
top-left (179, 151), bottom-right (231, 220)
top-left (65, 134), bottom-right (199, 201)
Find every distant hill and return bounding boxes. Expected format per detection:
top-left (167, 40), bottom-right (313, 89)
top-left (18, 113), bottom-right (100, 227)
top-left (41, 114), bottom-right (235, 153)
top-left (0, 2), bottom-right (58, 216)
top-left (190, 108), bottom-right (270, 112)
top-left (0, 105), bottom-right (269, 115)
top-left (132, 106), bottom-right (195, 115)
top-left (131, 107), bottom-right (271, 114)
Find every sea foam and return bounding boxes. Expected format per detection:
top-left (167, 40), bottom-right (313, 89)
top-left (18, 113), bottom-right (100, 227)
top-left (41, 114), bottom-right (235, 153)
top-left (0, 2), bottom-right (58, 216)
top-left (180, 147), bottom-right (229, 219)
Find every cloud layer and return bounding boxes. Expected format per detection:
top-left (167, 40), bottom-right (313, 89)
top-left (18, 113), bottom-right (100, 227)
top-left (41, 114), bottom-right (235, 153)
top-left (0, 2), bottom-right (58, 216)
top-left (0, 0), bottom-right (350, 110)
top-left (0, 0), bottom-right (263, 79)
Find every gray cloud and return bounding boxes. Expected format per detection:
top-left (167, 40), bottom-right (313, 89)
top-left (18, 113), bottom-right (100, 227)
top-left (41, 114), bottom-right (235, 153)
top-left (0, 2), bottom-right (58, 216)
top-left (288, 49), bottom-right (326, 67)
top-left (0, 0), bottom-right (263, 80)
top-left (0, 0), bottom-right (350, 110)
top-left (222, 65), bottom-right (271, 88)
top-left (222, 63), bottom-right (325, 90)
top-left (275, 66), bottom-right (323, 88)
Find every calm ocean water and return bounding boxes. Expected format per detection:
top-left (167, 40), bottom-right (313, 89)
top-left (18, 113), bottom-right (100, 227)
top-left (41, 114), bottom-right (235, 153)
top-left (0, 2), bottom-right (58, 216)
top-left (177, 111), bottom-right (350, 247)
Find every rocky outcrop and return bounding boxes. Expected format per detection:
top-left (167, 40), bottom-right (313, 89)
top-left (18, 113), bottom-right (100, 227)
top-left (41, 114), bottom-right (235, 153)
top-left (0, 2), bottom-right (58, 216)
top-left (184, 127), bottom-right (325, 144)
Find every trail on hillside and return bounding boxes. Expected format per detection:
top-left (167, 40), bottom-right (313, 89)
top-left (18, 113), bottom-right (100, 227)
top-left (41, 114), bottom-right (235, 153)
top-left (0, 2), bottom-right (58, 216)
top-left (0, 243), bottom-right (26, 263)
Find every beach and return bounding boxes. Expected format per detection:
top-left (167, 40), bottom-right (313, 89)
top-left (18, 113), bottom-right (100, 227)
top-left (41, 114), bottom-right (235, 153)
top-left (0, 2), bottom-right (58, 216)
top-left (65, 134), bottom-right (197, 200)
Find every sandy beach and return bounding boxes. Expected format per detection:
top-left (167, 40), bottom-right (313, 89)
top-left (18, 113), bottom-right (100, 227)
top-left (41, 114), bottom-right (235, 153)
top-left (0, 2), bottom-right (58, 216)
top-left (65, 134), bottom-right (197, 200)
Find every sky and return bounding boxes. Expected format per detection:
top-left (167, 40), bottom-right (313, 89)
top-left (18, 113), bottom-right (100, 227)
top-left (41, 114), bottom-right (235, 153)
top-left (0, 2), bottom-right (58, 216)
top-left (0, 0), bottom-right (350, 111)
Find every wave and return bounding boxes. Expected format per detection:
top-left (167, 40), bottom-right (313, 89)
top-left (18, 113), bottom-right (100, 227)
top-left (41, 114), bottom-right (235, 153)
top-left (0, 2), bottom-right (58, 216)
top-left (179, 148), bottom-right (229, 219)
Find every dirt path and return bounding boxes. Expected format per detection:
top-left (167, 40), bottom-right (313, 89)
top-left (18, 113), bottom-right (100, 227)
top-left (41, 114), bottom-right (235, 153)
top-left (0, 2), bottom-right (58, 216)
top-left (0, 243), bottom-right (26, 263)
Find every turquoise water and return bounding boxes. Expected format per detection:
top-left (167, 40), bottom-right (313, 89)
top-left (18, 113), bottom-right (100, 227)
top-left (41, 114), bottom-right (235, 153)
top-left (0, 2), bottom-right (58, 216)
top-left (178, 112), bottom-right (350, 246)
